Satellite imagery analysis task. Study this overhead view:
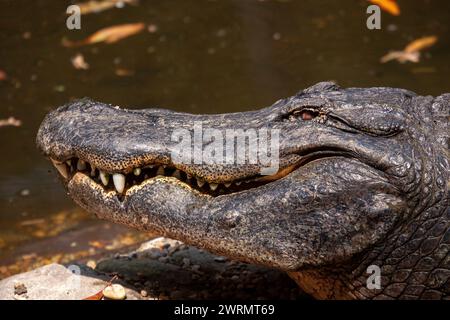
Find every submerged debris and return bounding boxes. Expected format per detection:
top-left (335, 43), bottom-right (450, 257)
top-left (0, 69), bottom-right (7, 81)
top-left (71, 53), bottom-right (90, 70)
top-left (0, 117), bottom-right (22, 128)
top-left (147, 24), bottom-right (158, 33)
top-left (380, 36), bottom-right (438, 63)
top-left (115, 68), bottom-right (134, 76)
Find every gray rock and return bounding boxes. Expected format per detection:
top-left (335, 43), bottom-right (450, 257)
top-left (0, 263), bottom-right (141, 300)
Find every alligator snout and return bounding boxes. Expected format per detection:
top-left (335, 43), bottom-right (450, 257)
top-left (36, 98), bottom-right (302, 197)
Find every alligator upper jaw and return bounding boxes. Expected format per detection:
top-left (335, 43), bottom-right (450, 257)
top-left (36, 97), bottom-right (401, 196)
top-left (36, 97), bottom-right (286, 178)
top-left (37, 98), bottom-right (345, 196)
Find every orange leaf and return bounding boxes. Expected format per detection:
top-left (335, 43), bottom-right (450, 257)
top-left (76, 0), bottom-right (138, 15)
top-left (62, 23), bottom-right (145, 47)
top-left (369, 0), bottom-right (400, 16)
top-left (82, 275), bottom-right (118, 300)
top-left (404, 36), bottom-right (438, 53)
top-left (89, 240), bottom-right (105, 248)
top-left (83, 290), bottom-right (104, 300)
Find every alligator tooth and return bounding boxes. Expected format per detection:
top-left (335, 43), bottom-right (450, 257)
top-left (224, 183), bottom-right (231, 188)
top-left (133, 168), bottom-right (141, 176)
top-left (209, 183), bottom-right (218, 191)
top-left (77, 159), bottom-right (86, 171)
top-left (197, 179), bottom-right (205, 188)
top-left (172, 169), bottom-right (181, 179)
top-left (113, 173), bottom-right (125, 194)
top-left (100, 171), bottom-right (109, 186)
top-left (51, 159), bottom-right (68, 179)
top-left (156, 166), bottom-right (165, 176)
top-left (66, 160), bottom-right (74, 172)
top-left (235, 181), bottom-right (242, 186)
top-left (90, 165), bottom-right (96, 177)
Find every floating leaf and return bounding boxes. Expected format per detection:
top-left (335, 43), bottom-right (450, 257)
top-left (75, 0), bottom-right (138, 15)
top-left (62, 23), bottom-right (145, 47)
top-left (404, 36), bottom-right (438, 53)
top-left (369, 0), bottom-right (400, 16)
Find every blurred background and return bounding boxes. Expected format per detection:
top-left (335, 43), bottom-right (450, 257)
top-left (0, 0), bottom-right (449, 277)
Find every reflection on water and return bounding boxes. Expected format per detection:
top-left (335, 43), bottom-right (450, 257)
top-left (0, 0), bottom-right (449, 252)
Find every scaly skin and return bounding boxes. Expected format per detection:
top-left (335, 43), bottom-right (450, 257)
top-left (36, 82), bottom-right (449, 299)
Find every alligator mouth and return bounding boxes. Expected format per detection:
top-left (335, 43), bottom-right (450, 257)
top-left (51, 158), bottom-right (298, 198)
top-left (50, 150), bottom-right (348, 198)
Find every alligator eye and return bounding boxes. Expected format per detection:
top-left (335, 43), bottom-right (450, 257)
top-left (294, 109), bottom-right (319, 121)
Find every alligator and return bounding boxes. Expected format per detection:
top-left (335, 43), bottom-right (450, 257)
top-left (36, 82), bottom-right (449, 299)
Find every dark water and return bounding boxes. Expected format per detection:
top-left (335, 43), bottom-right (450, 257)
top-left (0, 0), bottom-right (449, 251)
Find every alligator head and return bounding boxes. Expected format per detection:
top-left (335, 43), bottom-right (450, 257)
top-left (36, 82), bottom-right (449, 299)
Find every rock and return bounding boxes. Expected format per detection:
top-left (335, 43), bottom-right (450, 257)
top-left (86, 260), bottom-right (97, 269)
top-left (142, 248), bottom-right (162, 259)
top-left (0, 264), bottom-right (141, 300)
top-left (14, 282), bottom-right (27, 295)
top-left (191, 265), bottom-right (201, 272)
top-left (169, 290), bottom-right (184, 299)
top-left (14, 294), bottom-right (28, 300)
top-left (103, 284), bottom-right (126, 300)
top-left (168, 246), bottom-right (180, 256)
top-left (182, 258), bottom-right (191, 267)
top-left (158, 256), bottom-right (169, 263)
